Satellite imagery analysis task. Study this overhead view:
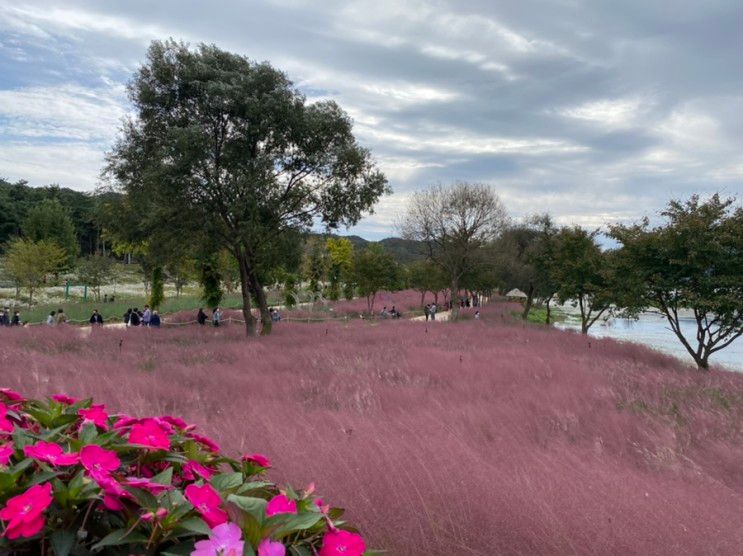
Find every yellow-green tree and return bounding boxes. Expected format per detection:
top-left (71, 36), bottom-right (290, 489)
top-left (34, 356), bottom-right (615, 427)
top-left (326, 238), bottom-right (354, 301)
top-left (4, 239), bottom-right (66, 305)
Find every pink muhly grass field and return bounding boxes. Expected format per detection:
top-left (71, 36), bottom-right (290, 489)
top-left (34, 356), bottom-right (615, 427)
top-left (1, 306), bottom-right (742, 554)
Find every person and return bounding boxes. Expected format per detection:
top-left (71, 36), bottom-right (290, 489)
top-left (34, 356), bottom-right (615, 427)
top-left (46, 311), bottom-right (56, 326)
top-left (212, 307), bottom-right (222, 327)
top-left (129, 308), bottom-right (141, 327)
top-left (0, 308), bottom-right (8, 326)
top-left (390, 305), bottom-right (400, 319)
top-left (474, 310), bottom-right (480, 320)
top-left (124, 308), bottom-right (132, 326)
top-left (10, 311), bottom-right (20, 326)
top-left (103, 293), bottom-right (108, 303)
top-left (424, 304), bottom-right (431, 322)
top-left (149, 310), bottom-right (161, 328)
top-left (55, 309), bottom-right (67, 325)
top-left (430, 303), bottom-right (437, 321)
top-left (142, 305), bottom-right (152, 326)
top-left (197, 308), bottom-right (207, 326)
top-left (380, 306), bottom-right (389, 319)
top-left (270, 307), bottom-right (281, 323)
top-left (90, 310), bottom-right (104, 326)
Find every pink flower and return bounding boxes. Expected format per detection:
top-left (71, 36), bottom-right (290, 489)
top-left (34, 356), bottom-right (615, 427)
top-left (129, 419), bottom-right (170, 451)
top-left (96, 475), bottom-right (131, 510)
top-left (24, 442), bottom-right (79, 466)
top-left (242, 453), bottom-right (271, 468)
top-left (183, 460), bottom-right (215, 481)
top-left (0, 403), bottom-right (14, 435)
top-left (123, 477), bottom-right (174, 495)
top-left (80, 445), bottom-right (120, 479)
top-left (192, 522), bottom-right (244, 556)
top-left (159, 415), bottom-right (190, 430)
top-left (103, 493), bottom-right (125, 511)
top-left (0, 443), bottom-right (13, 466)
top-left (318, 530), bottom-right (366, 556)
top-left (265, 495), bottom-right (297, 517)
top-left (314, 498), bottom-right (330, 515)
top-left (0, 388), bottom-right (24, 403)
top-left (79, 405), bottom-right (109, 430)
top-left (51, 394), bottom-right (77, 405)
top-left (188, 433), bottom-right (221, 453)
top-left (257, 538), bottom-right (286, 556)
top-left (0, 483), bottom-right (53, 540)
top-left (113, 415), bottom-right (138, 431)
top-left (185, 484), bottom-right (228, 528)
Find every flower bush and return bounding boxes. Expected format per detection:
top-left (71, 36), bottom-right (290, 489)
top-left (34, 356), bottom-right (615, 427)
top-left (0, 388), bottom-right (368, 555)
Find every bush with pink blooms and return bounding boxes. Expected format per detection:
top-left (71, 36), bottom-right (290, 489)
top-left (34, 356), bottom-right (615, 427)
top-left (0, 389), bottom-right (369, 555)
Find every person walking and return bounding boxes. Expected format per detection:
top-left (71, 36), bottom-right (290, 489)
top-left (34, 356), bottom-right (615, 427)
top-left (212, 307), bottom-right (222, 327)
top-left (46, 311), bottom-right (56, 326)
top-left (142, 305), bottom-right (152, 326)
top-left (124, 308), bottom-right (132, 326)
top-left (430, 303), bottom-right (437, 321)
top-left (197, 308), bottom-right (207, 326)
top-left (424, 304), bottom-right (431, 321)
top-left (149, 310), bottom-right (161, 328)
top-left (90, 310), bottom-right (104, 326)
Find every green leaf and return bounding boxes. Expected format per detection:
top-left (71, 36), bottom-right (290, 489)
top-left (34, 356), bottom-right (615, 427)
top-left (290, 547), bottom-right (312, 556)
top-left (268, 511), bottom-right (323, 539)
top-left (91, 528), bottom-right (148, 551)
top-left (160, 542), bottom-right (197, 556)
top-left (177, 517), bottom-right (211, 536)
top-left (236, 481), bottom-right (273, 495)
top-left (226, 494), bottom-right (267, 522)
top-left (50, 529), bottom-right (77, 556)
top-left (151, 466), bottom-right (174, 486)
top-left (211, 472), bottom-right (243, 492)
top-left (79, 423), bottom-right (98, 444)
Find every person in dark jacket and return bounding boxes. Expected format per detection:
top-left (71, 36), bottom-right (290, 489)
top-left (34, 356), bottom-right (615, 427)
top-left (124, 308), bottom-right (132, 326)
top-left (197, 308), bottom-right (207, 325)
top-left (90, 310), bottom-right (104, 325)
top-left (10, 311), bottom-right (21, 326)
top-left (149, 311), bottom-right (161, 328)
top-left (129, 308), bottom-right (141, 327)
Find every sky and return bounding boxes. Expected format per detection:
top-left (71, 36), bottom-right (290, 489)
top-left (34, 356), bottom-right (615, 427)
top-left (1, 0), bottom-right (742, 240)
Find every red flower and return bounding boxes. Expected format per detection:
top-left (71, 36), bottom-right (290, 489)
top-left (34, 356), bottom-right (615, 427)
top-left (123, 477), bottom-right (174, 495)
top-left (318, 530), bottom-right (366, 556)
top-left (188, 433), bottom-right (221, 453)
top-left (24, 442), bottom-right (79, 466)
top-left (183, 460), bottom-right (215, 481)
top-left (51, 394), bottom-right (77, 405)
top-left (0, 403), bottom-right (14, 435)
top-left (79, 405), bottom-right (109, 431)
top-left (242, 453), bottom-right (271, 468)
top-left (0, 442), bottom-right (13, 466)
top-left (129, 419), bottom-right (171, 451)
top-left (266, 494), bottom-right (297, 517)
top-left (0, 483), bottom-right (53, 540)
top-left (0, 388), bottom-right (24, 403)
top-left (158, 415), bottom-right (190, 430)
top-left (185, 484), bottom-right (228, 528)
top-left (80, 445), bottom-right (120, 479)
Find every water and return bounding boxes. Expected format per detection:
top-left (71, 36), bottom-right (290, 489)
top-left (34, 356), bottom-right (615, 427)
top-left (556, 312), bottom-right (743, 372)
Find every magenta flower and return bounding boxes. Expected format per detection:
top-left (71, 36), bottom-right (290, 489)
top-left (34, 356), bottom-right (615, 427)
top-left (0, 403), bottom-right (14, 435)
top-left (183, 460), bottom-right (215, 481)
top-left (103, 493), bottom-right (125, 511)
top-left (79, 404), bottom-right (109, 430)
top-left (0, 388), bottom-right (24, 403)
top-left (265, 494), bottom-right (297, 517)
top-left (242, 453), bottom-right (271, 468)
top-left (257, 538), bottom-right (286, 556)
top-left (0, 442), bottom-right (13, 466)
top-left (188, 433), bottom-right (221, 453)
top-left (113, 415), bottom-right (138, 431)
top-left (0, 483), bottom-right (53, 540)
top-left (51, 394), bottom-right (77, 405)
top-left (129, 419), bottom-right (171, 451)
top-left (24, 441), bottom-right (79, 466)
top-left (123, 477), bottom-right (174, 495)
top-left (192, 522), bottom-right (245, 556)
top-left (185, 484), bottom-right (228, 528)
top-left (80, 445), bottom-right (120, 479)
top-left (159, 415), bottom-right (190, 430)
top-left (318, 530), bottom-right (366, 556)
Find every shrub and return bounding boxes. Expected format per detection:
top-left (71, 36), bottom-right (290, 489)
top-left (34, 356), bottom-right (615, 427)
top-left (0, 388), bottom-right (366, 555)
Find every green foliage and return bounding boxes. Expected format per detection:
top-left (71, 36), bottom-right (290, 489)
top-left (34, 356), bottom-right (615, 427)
top-left (149, 266), bottom-right (165, 308)
top-left (21, 199), bottom-right (78, 267)
top-left (200, 259), bottom-right (223, 309)
top-left (326, 238), bottom-right (354, 301)
top-left (3, 238), bottom-right (67, 305)
top-left (611, 194), bottom-right (743, 369)
top-left (76, 255), bottom-right (115, 302)
top-left (352, 244), bottom-right (400, 313)
top-left (105, 40), bottom-right (387, 336)
top-left (407, 260), bottom-right (448, 305)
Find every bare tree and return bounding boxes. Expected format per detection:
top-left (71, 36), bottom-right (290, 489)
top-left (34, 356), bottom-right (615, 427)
top-left (401, 182), bottom-right (509, 319)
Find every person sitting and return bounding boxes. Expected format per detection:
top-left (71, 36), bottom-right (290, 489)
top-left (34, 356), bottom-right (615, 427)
top-left (55, 309), bottom-right (67, 325)
top-left (129, 308), bottom-right (141, 327)
top-left (380, 306), bottom-right (389, 319)
top-left (142, 305), bottom-right (152, 326)
top-left (269, 307), bottom-right (281, 322)
top-left (10, 311), bottom-right (21, 326)
top-left (46, 311), bottom-right (56, 326)
top-left (197, 308), bottom-right (207, 325)
top-left (90, 310), bottom-right (104, 326)
top-left (124, 308), bottom-right (132, 326)
top-left (149, 311), bottom-right (161, 328)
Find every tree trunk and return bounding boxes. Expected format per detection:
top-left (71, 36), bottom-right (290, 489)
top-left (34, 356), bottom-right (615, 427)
top-left (248, 270), bottom-right (272, 336)
top-left (450, 280), bottom-right (460, 320)
top-left (420, 291), bottom-right (425, 307)
top-left (236, 253), bottom-right (257, 337)
top-left (521, 284), bottom-right (534, 321)
top-left (545, 295), bottom-right (552, 324)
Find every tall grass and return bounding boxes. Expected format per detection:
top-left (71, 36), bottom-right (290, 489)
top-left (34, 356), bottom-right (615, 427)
top-left (1, 306), bottom-right (742, 554)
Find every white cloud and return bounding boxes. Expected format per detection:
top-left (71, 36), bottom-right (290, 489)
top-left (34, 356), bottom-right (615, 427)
top-left (559, 97), bottom-right (646, 127)
top-left (0, 141), bottom-right (104, 189)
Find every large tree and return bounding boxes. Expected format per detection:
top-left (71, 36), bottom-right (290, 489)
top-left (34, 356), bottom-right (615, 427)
top-left (352, 244), bottom-right (400, 314)
top-left (401, 182), bottom-right (508, 319)
top-left (611, 194), bottom-right (743, 370)
top-left (4, 239), bottom-right (67, 306)
top-left (22, 199), bottom-right (78, 267)
top-left (106, 41), bottom-right (387, 336)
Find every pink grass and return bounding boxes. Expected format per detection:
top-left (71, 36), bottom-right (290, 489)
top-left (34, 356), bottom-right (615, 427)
top-left (1, 305), bottom-right (742, 554)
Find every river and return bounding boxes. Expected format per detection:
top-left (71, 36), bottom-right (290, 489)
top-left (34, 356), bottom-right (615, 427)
top-left (555, 312), bottom-right (743, 372)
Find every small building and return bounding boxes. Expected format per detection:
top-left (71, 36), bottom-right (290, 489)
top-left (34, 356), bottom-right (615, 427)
top-left (505, 288), bottom-right (528, 299)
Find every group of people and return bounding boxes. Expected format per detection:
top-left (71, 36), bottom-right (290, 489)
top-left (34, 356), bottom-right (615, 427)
top-left (124, 305), bottom-right (161, 327)
top-left (197, 307), bottom-right (222, 327)
top-left (45, 309), bottom-right (68, 326)
top-left (423, 303), bottom-right (438, 321)
top-left (0, 307), bottom-right (21, 326)
top-left (380, 306), bottom-right (402, 319)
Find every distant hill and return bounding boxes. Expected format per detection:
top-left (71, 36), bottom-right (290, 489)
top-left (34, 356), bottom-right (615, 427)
top-left (329, 234), bottom-right (426, 265)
